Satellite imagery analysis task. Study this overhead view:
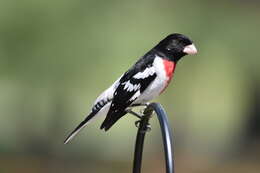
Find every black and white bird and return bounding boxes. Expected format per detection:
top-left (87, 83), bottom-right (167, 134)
top-left (64, 33), bottom-right (197, 144)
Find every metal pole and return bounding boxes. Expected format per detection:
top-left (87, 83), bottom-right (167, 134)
top-left (132, 103), bottom-right (174, 173)
top-left (132, 106), bottom-right (153, 173)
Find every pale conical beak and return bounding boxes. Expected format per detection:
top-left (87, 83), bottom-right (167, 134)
top-left (183, 44), bottom-right (197, 55)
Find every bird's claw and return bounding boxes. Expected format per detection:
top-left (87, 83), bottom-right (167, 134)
top-left (140, 108), bottom-right (154, 118)
top-left (135, 120), bottom-right (151, 133)
top-left (135, 120), bottom-right (141, 128)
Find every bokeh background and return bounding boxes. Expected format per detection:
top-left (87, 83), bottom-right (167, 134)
top-left (1, 0), bottom-right (260, 172)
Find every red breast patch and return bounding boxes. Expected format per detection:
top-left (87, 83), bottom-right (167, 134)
top-left (161, 59), bottom-right (176, 94)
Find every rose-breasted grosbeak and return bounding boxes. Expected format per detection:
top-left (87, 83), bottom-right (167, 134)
top-left (64, 33), bottom-right (197, 144)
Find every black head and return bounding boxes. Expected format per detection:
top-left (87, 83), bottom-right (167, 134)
top-left (154, 33), bottom-right (197, 62)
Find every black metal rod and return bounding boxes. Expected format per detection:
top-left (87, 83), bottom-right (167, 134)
top-left (132, 103), bottom-right (174, 173)
top-left (132, 107), bottom-right (153, 173)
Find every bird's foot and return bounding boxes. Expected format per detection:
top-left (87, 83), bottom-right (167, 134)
top-left (139, 108), bottom-right (154, 118)
top-left (135, 120), bottom-right (151, 133)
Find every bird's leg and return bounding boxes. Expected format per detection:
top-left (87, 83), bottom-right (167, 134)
top-left (126, 108), bottom-right (143, 119)
top-left (126, 102), bottom-right (150, 118)
top-left (128, 103), bottom-right (152, 117)
top-left (126, 103), bottom-right (153, 132)
top-left (127, 105), bottom-right (153, 132)
top-left (129, 102), bottom-right (150, 108)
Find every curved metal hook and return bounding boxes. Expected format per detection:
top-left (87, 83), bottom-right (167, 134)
top-left (132, 103), bottom-right (174, 173)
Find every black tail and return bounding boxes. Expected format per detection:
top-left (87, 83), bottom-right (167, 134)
top-left (100, 111), bottom-right (127, 131)
top-left (64, 111), bottom-right (96, 144)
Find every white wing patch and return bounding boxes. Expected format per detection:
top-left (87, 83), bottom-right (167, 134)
top-left (123, 81), bottom-right (140, 92)
top-left (121, 65), bottom-right (156, 102)
top-left (130, 90), bottom-right (140, 101)
top-left (133, 67), bottom-right (155, 79)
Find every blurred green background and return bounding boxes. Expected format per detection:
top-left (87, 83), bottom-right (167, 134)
top-left (1, 0), bottom-right (260, 172)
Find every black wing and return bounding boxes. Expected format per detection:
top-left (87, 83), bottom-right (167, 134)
top-left (100, 54), bottom-right (157, 130)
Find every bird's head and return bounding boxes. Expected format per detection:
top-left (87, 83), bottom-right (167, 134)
top-left (154, 33), bottom-right (197, 62)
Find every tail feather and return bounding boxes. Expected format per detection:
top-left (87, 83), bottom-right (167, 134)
top-left (100, 111), bottom-right (127, 131)
top-left (64, 112), bottom-right (95, 144)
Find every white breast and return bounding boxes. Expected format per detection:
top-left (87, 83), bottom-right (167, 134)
top-left (134, 56), bottom-right (168, 103)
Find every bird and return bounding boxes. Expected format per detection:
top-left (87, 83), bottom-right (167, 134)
top-left (64, 33), bottom-right (197, 144)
